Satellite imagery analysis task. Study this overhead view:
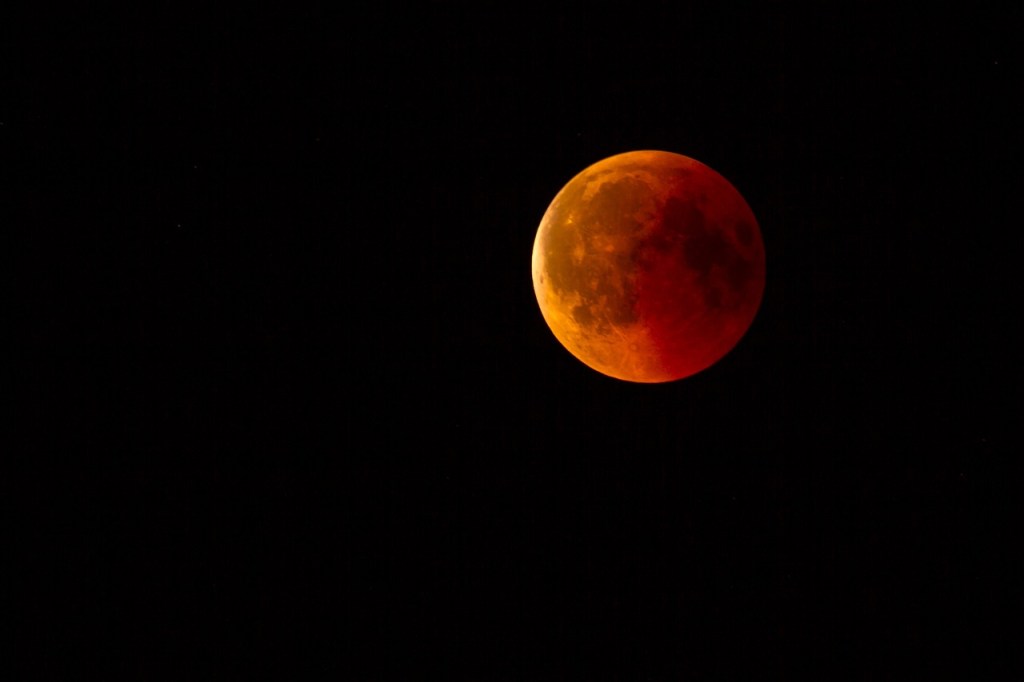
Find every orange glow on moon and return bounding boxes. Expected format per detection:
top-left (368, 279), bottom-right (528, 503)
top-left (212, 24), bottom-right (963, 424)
top-left (532, 150), bottom-right (766, 383)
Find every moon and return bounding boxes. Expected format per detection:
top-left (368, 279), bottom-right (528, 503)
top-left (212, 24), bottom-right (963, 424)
top-left (532, 150), bottom-right (765, 383)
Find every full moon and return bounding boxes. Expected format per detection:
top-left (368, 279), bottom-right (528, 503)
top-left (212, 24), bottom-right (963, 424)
top-left (532, 150), bottom-right (765, 383)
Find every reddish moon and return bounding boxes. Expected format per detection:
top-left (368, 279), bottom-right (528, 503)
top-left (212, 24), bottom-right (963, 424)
top-left (532, 150), bottom-right (765, 383)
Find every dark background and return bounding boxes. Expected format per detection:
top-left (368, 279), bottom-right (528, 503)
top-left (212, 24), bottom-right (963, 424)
top-left (11, 4), bottom-right (1021, 679)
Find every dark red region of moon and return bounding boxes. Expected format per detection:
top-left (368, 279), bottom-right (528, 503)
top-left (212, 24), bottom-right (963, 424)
top-left (532, 150), bottom-right (765, 383)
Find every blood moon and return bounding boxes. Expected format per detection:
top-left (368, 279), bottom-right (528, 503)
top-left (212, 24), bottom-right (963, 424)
top-left (532, 150), bottom-right (765, 383)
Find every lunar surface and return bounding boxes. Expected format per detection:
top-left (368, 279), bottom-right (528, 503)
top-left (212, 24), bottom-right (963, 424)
top-left (532, 150), bottom-right (765, 383)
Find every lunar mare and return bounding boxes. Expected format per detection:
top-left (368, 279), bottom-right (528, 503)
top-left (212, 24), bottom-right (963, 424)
top-left (532, 150), bottom-right (765, 383)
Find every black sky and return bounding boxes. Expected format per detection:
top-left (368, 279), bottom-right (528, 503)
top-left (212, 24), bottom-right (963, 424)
top-left (11, 4), bottom-right (1021, 679)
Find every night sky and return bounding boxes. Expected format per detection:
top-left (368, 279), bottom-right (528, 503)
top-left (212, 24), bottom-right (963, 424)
top-left (13, 4), bottom-right (1020, 679)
